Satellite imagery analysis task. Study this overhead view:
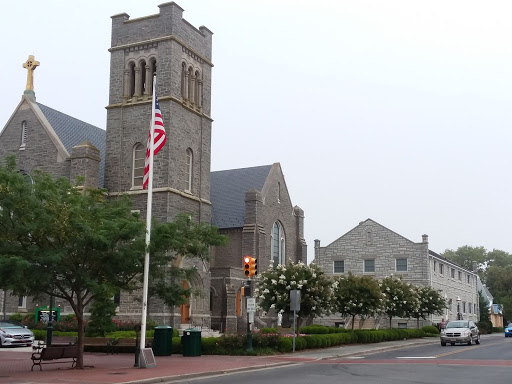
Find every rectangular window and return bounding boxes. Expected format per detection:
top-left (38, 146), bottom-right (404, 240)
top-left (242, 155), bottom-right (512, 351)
top-left (467, 275), bottom-right (470, 284)
top-left (474, 303), bottom-right (477, 313)
top-left (463, 302), bottom-right (466, 313)
top-left (18, 296), bottom-right (26, 308)
top-left (451, 268), bottom-right (455, 278)
top-left (333, 260), bottom-right (345, 274)
top-left (113, 291), bottom-right (120, 306)
top-left (396, 258), bottom-right (408, 272)
top-left (398, 322), bottom-right (407, 329)
top-left (364, 259), bottom-right (375, 273)
top-left (133, 145), bottom-right (146, 187)
top-left (440, 264), bottom-right (444, 274)
top-left (433, 260), bottom-right (436, 272)
top-left (458, 271), bottom-right (462, 280)
top-left (469, 303), bottom-right (472, 314)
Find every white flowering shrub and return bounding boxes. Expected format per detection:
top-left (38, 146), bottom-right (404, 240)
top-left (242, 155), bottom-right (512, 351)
top-left (380, 275), bottom-right (417, 328)
top-left (332, 272), bottom-right (384, 329)
top-left (254, 262), bottom-right (332, 326)
top-left (411, 286), bottom-right (447, 327)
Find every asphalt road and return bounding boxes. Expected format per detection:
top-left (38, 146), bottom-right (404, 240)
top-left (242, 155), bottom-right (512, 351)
top-left (174, 335), bottom-right (512, 384)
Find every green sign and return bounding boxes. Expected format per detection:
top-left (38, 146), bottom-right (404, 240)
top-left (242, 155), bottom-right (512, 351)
top-left (35, 306), bottom-right (60, 324)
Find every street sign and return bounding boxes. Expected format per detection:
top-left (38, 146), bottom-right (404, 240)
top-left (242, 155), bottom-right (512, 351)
top-left (290, 290), bottom-right (301, 311)
top-left (248, 311), bottom-right (254, 323)
top-left (247, 297), bottom-right (256, 312)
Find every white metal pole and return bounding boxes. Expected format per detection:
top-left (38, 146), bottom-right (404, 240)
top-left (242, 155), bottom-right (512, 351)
top-left (140, 75), bottom-right (157, 360)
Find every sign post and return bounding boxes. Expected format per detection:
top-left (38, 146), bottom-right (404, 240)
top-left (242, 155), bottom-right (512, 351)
top-left (246, 286), bottom-right (255, 351)
top-left (290, 290), bottom-right (301, 352)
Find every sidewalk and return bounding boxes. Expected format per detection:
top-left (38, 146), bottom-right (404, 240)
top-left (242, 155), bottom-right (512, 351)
top-left (0, 336), bottom-right (496, 384)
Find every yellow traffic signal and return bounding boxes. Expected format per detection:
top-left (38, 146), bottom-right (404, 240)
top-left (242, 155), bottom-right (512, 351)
top-left (243, 256), bottom-right (257, 277)
top-left (243, 256), bottom-right (251, 276)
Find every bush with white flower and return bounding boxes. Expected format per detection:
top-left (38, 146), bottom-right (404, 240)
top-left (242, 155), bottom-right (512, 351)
top-left (255, 261), bottom-right (332, 328)
top-left (380, 275), bottom-right (417, 328)
top-left (333, 272), bottom-right (384, 330)
top-left (410, 285), bottom-right (447, 328)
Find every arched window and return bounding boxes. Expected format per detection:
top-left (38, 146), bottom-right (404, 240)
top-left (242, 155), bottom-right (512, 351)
top-left (20, 121), bottom-right (27, 148)
top-left (188, 66), bottom-right (194, 104)
top-left (271, 221), bottom-right (286, 266)
top-left (149, 59), bottom-right (157, 95)
top-left (181, 62), bottom-right (187, 100)
top-left (132, 143), bottom-right (145, 187)
top-left (194, 70), bottom-right (201, 105)
top-left (185, 148), bottom-right (193, 192)
top-left (128, 62), bottom-right (136, 97)
top-left (140, 59), bottom-right (147, 96)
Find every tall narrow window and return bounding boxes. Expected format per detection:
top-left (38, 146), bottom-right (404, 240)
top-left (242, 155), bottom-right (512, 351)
top-left (185, 148), bottom-right (193, 192)
top-left (277, 182), bottom-right (281, 203)
top-left (18, 296), bottom-right (26, 308)
top-left (20, 121), bottom-right (27, 149)
top-left (195, 70), bottom-right (201, 105)
top-left (140, 59), bottom-right (147, 95)
top-left (188, 67), bottom-right (194, 104)
top-left (128, 62), bottom-right (136, 97)
top-left (181, 62), bottom-right (186, 98)
top-left (132, 143), bottom-right (145, 187)
top-left (271, 221), bottom-right (286, 266)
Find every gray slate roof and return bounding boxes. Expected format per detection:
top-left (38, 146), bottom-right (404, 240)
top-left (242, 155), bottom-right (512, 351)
top-left (37, 103), bottom-right (106, 187)
top-left (210, 165), bottom-right (272, 229)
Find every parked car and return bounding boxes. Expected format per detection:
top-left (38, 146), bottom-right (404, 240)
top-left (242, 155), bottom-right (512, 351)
top-left (505, 323), bottom-right (512, 337)
top-left (0, 321), bottom-right (35, 347)
top-left (440, 320), bottom-right (480, 346)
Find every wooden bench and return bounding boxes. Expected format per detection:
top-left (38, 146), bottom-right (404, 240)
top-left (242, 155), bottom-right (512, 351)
top-left (83, 337), bottom-right (115, 353)
top-left (31, 343), bottom-right (78, 371)
top-left (110, 337), bottom-right (153, 354)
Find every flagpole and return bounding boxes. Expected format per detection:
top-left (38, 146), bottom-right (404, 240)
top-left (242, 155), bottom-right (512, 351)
top-left (140, 74), bottom-right (157, 365)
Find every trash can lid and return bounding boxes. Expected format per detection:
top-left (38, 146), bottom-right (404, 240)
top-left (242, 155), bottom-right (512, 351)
top-left (155, 325), bottom-right (173, 329)
top-left (184, 328), bottom-right (201, 333)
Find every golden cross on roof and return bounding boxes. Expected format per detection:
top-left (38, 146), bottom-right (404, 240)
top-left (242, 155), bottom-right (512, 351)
top-left (22, 55), bottom-right (40, 91)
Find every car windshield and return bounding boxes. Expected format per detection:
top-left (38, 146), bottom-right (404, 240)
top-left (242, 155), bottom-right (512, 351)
top-left (507, 323), bottom-right (512, 328)
top-left (0, 321), bottom-right (24, 329)
top-left (446, 321), bottom-right (469, 328)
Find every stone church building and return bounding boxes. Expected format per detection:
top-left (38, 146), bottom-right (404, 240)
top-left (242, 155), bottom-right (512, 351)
top-left (0, 3), bottom-right (306, 334)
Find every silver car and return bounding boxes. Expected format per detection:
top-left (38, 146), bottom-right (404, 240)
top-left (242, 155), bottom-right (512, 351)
top-left (440, 320), bottom-right (480, 346)
top-left (0, 321), bottom-right (35, 347)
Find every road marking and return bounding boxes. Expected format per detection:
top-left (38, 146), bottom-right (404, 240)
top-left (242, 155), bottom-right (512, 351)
top-left (344, 356), bottom-right (365, 359)
top-left (396, 356), bottom-right (436, 359)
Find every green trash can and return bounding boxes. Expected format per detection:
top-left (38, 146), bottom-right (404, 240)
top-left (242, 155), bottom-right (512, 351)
top-left (181, 328), bottom-right (201, 356)
top-left (152, 325), bottom-right (173, 356)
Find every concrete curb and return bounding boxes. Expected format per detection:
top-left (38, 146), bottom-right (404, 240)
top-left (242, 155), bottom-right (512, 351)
top-left (121, 361), bottom-right (297, 384)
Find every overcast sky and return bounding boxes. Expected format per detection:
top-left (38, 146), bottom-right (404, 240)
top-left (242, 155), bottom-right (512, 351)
top-left (2, 0), bottom-right (511, 262)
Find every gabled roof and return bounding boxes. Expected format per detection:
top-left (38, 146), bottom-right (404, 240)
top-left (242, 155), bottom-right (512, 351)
top-left (37, 103), bottom-right (106, 187)
top-left (210, 165), bottom-right (272, 229)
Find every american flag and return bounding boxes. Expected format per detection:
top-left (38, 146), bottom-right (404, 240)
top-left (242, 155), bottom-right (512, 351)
top-left (143, 92), bottom-right (167, 189)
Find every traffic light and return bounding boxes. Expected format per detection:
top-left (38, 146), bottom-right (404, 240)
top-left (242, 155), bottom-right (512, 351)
top-left (244, 256), bottom-right (251, 276)
top-left (243, 256), bottom-right (258, 277)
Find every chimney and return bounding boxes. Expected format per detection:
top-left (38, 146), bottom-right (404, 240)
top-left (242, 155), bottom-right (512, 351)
top-left (422, 234), bottom-right (428, 243)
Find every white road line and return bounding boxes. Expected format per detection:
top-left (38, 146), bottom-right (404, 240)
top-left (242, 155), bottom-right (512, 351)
top-left (396, 356), bottom-right (437, 359)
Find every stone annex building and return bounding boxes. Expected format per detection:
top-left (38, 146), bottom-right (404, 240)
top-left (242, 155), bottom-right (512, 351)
top-left (314, 219), bottom-right (479, 328)
top-left (0, 3), bottom-right (306, 334)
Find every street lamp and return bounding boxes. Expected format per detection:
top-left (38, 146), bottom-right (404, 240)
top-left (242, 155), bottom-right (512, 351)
top-left (456, 296), bottom-right (462, 320)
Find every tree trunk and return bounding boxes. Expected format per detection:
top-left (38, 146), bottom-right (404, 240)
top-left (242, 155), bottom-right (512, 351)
top-left (351, 315), bottom-right (356, 330)
top-left (417, 317), bottom-right (420, 329)
top-left (76, 312), bottom-right (85, 369)
top-left (389, 316), bottom-right (392, 329)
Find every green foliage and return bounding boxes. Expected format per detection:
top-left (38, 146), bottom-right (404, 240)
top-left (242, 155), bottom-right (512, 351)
top-left (477, 321), bottom-right (493, 334)
top-left (256, 261), bottom-right (333, 325)
top-left (300, 325), bottom-right (329, 334)
top-left (380, 276), bottom-right (417, 327)
top-left (332, 273), bottom-right (383, 330)
top-left (493, 327), bottom-right (504, 333)
top-left (442, 246), bottom-right (487, 273)
top-left (259, 327), bottom-right (278, 334)
top-left (478, 291), bottom-right (490, 323)
top-left (9, 313), bottom-right (22, 322)
top-left (411, 286), bottom-right (447, 322)
top-left (278, 337), bottom-right (293, 352)
top-left (86, 288), bottom-right (118, 337)
top-left (422, 325), bottom-right (439, 334)
top-left (0, 156), bottom-right (227, 367)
